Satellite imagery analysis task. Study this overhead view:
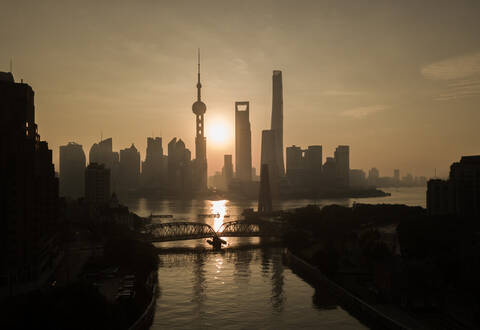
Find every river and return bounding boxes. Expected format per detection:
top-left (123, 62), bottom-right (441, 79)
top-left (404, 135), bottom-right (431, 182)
top-left (122, 187), bottom-right (425, 329)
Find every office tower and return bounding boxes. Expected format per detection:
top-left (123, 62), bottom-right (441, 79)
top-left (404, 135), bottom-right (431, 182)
top-left (334, 145), bottom-right (350, 187)
top-left (0, 72), bottom-right (59, 295)
top-left (260, 129), bottom-right (278, 180)
top-left (119, 144), bottom-right (140, 190)
top-left (59, 142), bottom-right (86, 198)
top-left (85, 163), bottom-right (111, 204)
top-left (350, 169), bottom-right (367, 188)
top-left (235, 101), bottom-right (252, 182)
top-left (258, 164), bottom-right (272, 213)
top-left (192, 50), bottom-right (207, 192)
top-left (322, 157), bottom-right (337, 186)
top-left (449, 156), bottom-right (480, 216)
top-left (286, 145), bottom-right (303, 176)
top-left (271, 70), bottom-right (285, 176)
top-left (167, 138), bottom-right (192, 194)
top-left (427, 179), bottom-right (449, 215)
top-left (368, 167), bottom-right (380, 187)
top-left (222, 154), bottom-right (233, 188)
top-left (89, 137), bottom-right (119, 192)
top-left (393, 169), bottom-right (400, 185)
top-left (305, 145), bottom-right (322, 176)
top-left (141, 137), bottom-right (166, 188)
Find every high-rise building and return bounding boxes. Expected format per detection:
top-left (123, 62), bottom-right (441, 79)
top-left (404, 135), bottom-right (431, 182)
top-left (368, 167), bottom-right (380, 187)
top-left (1, 72), bottom-right (60, 295)
top-left (286, 145), bottom-right (303, 177)
top-left (258, 164), bottom-right (273, 213)
top-left (260, 129), bottom-right (278, 180)
top-left (334, 145), bottom-right (350, 187)
top-left (271, 70), bottom-right (285, 177)
top-left (85, 163), bottom-right (111, 204)
top-left (141, 137), bottom-right (166, 189)
top-left (89, 137), bottom-right (119, 192)
top-left (167, 138), bottom-right (192, 194)
top-left (350, 169), bottom-right (367, 188)
top-left (305, 145), bottom-right (322, 176)
top-left (222, 154), bottom-right (233, 188)
top-left (119, 144), bottom-right (140, 190)
top-left (322, 157), bottom-right (337, 186)
top-left (235, 101), bottom-right (252, 182)
top-left (59, 142), bottom-right (86, 199)
top-left (192, 50), bottom-right (208, 192)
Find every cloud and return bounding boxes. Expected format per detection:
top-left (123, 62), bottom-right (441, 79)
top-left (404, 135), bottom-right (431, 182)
top-left (421, 51), bottom-right (480, 100)
top-left (341, 105), bottom-right (389, 119)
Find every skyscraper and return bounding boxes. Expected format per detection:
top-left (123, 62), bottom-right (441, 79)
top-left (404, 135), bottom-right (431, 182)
top-left (235, 101), bottom-right (252, 182)
top-left (334, 145), bottom-right (350, 187)
top-left (141, 137), bottom-right (166, 189)
top-left (260, 129), bottom-right (278, 180)
top-left (271, 70), bottom-right (285, 177)
top-left (59, 142), bottom-right (86, 198)
top-left (1, 72), bottom-right (59, 294)
top-left (85, 163), bottom-right (111, 204)
top-left (192, 50), bottom-right (207, 192)
top-left (89, 137), bottom-right (119, 191)
top-left (222, 154), bottom-right (233, 188)
top-left (119, 144), bottom-right (140, 190)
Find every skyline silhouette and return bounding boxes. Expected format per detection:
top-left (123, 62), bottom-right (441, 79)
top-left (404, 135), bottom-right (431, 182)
top-left (2, 1), bottom-right (480, 177)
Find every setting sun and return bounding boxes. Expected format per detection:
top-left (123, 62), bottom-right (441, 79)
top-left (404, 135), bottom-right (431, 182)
top-left (207, 119), bottom-right (230, 146)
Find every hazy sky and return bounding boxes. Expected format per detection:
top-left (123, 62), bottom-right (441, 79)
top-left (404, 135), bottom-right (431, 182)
top-left (2, 0), bottom-right (480, 177)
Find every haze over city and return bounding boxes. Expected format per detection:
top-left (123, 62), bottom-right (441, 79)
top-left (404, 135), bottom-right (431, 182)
top-left (3, 0), bottom-right (480, 177)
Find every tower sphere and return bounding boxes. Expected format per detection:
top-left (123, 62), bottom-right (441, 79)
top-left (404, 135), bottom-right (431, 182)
top-left (192, 100), bottom-right (206, 115)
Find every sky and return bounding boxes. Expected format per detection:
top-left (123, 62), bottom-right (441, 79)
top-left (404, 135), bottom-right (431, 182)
top-left (2, 0), bottom-right (480, 177)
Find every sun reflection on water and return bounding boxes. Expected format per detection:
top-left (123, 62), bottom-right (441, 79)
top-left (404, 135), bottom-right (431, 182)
top-left (210, 200), bottom-right (227, 232)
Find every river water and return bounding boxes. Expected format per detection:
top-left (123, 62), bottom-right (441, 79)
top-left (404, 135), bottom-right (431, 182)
top-left (122, 187), bottom-right (425, 329)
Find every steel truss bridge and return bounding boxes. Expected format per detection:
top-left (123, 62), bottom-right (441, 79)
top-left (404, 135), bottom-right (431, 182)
top-left (144, 220), bottom-right (285, 243)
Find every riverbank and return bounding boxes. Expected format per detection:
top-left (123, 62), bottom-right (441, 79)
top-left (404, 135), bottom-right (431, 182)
top-left (285, 249), bottom-right (414, 329)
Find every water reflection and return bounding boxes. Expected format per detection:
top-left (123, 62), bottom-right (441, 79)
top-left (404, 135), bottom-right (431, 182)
top-left (210, 200), bottom-right (227, 232)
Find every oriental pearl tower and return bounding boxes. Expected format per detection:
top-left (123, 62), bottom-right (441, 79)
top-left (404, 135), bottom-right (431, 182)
top-left (192, 49), bottom-right (208, 192)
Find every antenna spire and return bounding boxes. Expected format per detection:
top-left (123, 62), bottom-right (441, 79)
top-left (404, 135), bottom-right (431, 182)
top-left (196, 48), bottom-right (202, 100)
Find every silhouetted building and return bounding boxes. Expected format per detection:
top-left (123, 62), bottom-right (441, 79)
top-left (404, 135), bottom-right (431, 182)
top-left (350, 169), bottom-right (367, 188)
top-left (322, 157), bottom-right (337, 186)
top-left (141, 137), bottom-right (167, 189)
top-left (427, 179), bottom-right (449, 215)
top-left (1, 73), bottom-right (60, 296)
top-left (119, 144), bottom-right (140, 190)
top-left (167, 138), bottom-right (192, 194)
top-left (59, 142), bottom-right (86, 199)
top-left (222, 154), bottom-right (233, 188)
top-left (334, 145), bottom-right (350, 187)
top-left (89, 137), bottom-right (119, 192)
top-left (368, 167), bottom-right (380, 187)
top-left (85, 163), bottom-right (110, 205)
top-left (235, 101), bottom-right (252, 182)
top-left (261, 129), bottom-right (278, 182)
top-left (192, 51), bottom-right (208, 192)
top-left (305, 145), bottom-right (322, 178)
top-left (258, 164), bottom-right (272, 213)
top-left (286, 145), bottom-right (322, 189)
top-left (427, 156), bottom-right (480, 217)
top-left (271, 70), bottom-right (285, 177)
top-left (393, 169), bottom-right (400, 185)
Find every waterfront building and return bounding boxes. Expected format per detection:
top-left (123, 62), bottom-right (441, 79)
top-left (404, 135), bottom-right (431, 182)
top-left (89, 137), bottom-right (120, 192)
top-left (368, 167), bottom-right (380, 187)
top-left (0, 72), bottom-right (60, 296)
top-left (119, 144), bottom-right (140, 190)
top-left (305, 145), bottom-right (322, 177)
top-left (141, 137), bottom-right (167, 189)
top-left (350, 169), bottom-right (367, 188)
top-left (59, 142), bottom-right (86, 199)
top-left (271, 70), bottom-right (285, 177)
top-left (260, 129), bottom-right (278, 181)
top-left (235, 101), bottom-right (252, 182)
top-left (426, 155), bottom-right (480, 217)
top-left (222, 154), bottom-right (233, 189)
top-left (85, 163), bottom-right (111, 204)
top-left (322, 157), bottom-right (337, 186)
top-left (167, 138), bottom-right (193, 194)
top-left (192, 50), bottom-right (208, 192)
top-left (334, 145), bottom-right (350, 187)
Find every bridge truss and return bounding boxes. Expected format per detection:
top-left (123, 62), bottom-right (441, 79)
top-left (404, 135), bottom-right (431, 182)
top-left (146, 220), bottom-right (285, 243)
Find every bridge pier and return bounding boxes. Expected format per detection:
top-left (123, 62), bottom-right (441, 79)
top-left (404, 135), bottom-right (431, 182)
top-left (207, 236), bottom-right (227, 250)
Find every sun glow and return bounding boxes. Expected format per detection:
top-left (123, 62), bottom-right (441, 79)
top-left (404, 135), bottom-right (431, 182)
top-left (207, 119), bottom-right (230, 146)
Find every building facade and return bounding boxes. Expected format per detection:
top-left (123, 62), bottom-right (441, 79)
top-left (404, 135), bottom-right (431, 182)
top-left (85, 163), bottom-right (111, 205)
top-left (235, 101), bottom-right (252, 182)
top-left (59, 142), bottom-right (86, 199)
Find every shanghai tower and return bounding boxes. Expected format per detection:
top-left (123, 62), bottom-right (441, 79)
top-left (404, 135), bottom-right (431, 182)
top-left (271, 70), bottom-right (285, 176)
